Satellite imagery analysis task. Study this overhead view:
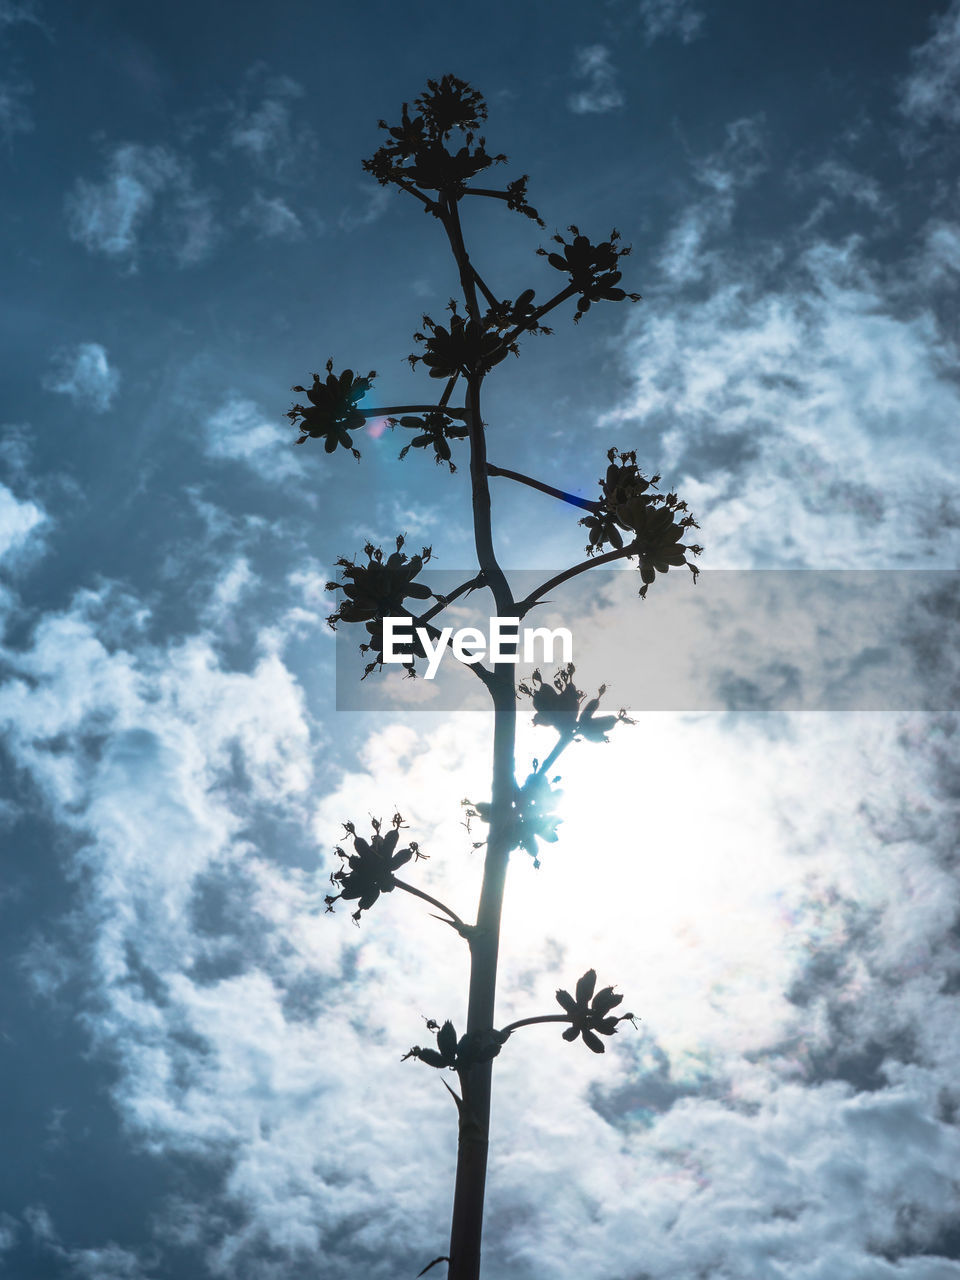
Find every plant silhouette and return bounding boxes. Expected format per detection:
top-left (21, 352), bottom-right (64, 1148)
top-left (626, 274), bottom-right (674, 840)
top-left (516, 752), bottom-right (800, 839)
top-left (293, 75), bottom-right (702, 1280)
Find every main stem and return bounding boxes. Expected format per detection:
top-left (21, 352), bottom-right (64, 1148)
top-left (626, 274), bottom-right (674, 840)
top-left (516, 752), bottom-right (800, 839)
top-left (444, 196), bottom-right (516, 1280)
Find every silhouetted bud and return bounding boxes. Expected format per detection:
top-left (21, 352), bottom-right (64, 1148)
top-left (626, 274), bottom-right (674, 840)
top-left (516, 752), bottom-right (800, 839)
top-left (580, 447), bottom-right (703, 596)
top-left (518, 665), bottom-right (632, 742)
top-left (537, 227), bottom-right (641, 321)
top-left (396, 411), bottom-right (469, 471)
top-left (324, 814), bottom-right (421, 923)
top-left (555, 969), bottom-right (635, 1053)
top-left (286, 359), bottom-right (375, 457)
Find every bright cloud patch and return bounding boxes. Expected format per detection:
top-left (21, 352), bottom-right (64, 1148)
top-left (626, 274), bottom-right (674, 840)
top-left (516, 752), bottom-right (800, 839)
top-left (203, 397), bottom-right (302, 480)
top-left (0, 480), bottom-right (45, 564)
top-left (42, 342), bottom-right (120, 412)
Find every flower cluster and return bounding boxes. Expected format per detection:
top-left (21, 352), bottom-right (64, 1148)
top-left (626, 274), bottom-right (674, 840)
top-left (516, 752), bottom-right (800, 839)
top-left (581, 448), bottom-right (703, 597)
top-left (409, 303), bottom-right (510, 379)
top-left (326, 537), bottom-right (435, 678)
top-left (324, 815), bottom-right (424, 923)
top-left (463, 770), bottom-right (563, 868)
top-left (403, 1019), bottom-right (508, 1072)
top-left (362, 75), bottom-right (543, 224)
top-left (537, 226), bottom-right (641, 322)
top-left (518, 664), bottom-right (633, 741)
top-left (556, 969), bottom-right (634, 1053)
top-left (479, 287), bottom-right (554, 343)
top-left (396, 410), bottom-right (469, 472)
top-left (287, 359), bottom-right (375, 456)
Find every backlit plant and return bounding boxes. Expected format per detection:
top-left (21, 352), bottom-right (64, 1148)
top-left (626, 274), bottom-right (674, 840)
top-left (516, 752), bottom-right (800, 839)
top-left (291, 74), bottom-right (702, 1280)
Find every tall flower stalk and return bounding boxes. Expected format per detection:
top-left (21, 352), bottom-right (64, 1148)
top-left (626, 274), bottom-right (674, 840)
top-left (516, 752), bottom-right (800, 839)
top-left (292, 75), bottom-right (702, 1280)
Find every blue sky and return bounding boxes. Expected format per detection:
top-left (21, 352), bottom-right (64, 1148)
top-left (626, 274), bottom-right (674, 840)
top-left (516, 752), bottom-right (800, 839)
top-left (2, 1), bottom-right (960, 1277)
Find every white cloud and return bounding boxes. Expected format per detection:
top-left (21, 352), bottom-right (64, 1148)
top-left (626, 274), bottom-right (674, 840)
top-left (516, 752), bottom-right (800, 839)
top-left (65, 143), bottom-right (218, 269)
top-left (225, 70), bottom-right (315, 183)
top-left (900, 0), bottom-right (960, 127)
top-left (635, 0), bottom-right (704, 44)
top-left (203, 397), bottom-right (302, 480)
top-left (240, 191), bottom-right (304, 240)
top-left (603, 125), bottom-right (960, 580)
top-left (0, 480), bottom-right (45, 565)
top-left (568, 46), bottom-right (624, 116)
top-left (42, 342), bottom-right (120, 412)
top-left (658, 115), bottom-right (766, 283)
top-left (6, 572), bottom-right (960, 1277)
top-left (338, 182), bottom-right (391, 231)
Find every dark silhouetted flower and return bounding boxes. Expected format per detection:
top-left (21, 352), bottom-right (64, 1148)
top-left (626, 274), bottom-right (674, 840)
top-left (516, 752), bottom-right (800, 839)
top-left (537, 226), bottom-right (641, 322)
top-left (328, 536), bottom-right (434, 627)
top-left (396, 410), bottom-right (469, 471)
top-left (581, 448), bottom-right (703, 597)
top-left (326, 538), bottom-right (436, 679)
top-left (324, 815), bottom-right (422, 923)
top-left (518, 665), bottom-right (633, 742)
top-left (364, 75), bottom-right (504, 202)
top-left (403, 1018), bottom-right (507, 1071)
top-left (362, 76), bottom-right (545, 230)
top-left (555, 969), bottom-right (634, 1053)
top-left (410, 305), bottom-right (510, 379)
top-left (464, 772), bottom-right (564, 868)
top-left (287, 359), bottom-right (375, 456)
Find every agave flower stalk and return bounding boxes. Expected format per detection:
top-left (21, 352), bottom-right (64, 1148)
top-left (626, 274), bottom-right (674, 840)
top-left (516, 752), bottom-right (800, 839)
top-left (289, 74), bottom-right (703, 1280)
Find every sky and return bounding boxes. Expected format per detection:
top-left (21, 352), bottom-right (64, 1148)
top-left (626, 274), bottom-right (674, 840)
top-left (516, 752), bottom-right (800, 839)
top-left (1, 1), bottom-right (960, 1277)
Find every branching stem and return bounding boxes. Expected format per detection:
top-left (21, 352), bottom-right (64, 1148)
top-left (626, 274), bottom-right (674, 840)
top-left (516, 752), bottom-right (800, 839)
top-left (516, 542), bottom-right (640, 617)
top-left (486, 463), bottom-right (599, 512)
top-left (393, 878), bottom-right (468, 932)
top-left (360, 404), bottom-right (468, 420)
top-left (497, 1013), bottom-right (571, 1037)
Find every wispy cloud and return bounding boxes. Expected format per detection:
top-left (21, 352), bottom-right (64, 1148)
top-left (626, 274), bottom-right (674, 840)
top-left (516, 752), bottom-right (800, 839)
top-left (224, 68), bottom-right (316, 182)
top-left (338, 182), bottom-right (391, 231)
top-left (636, 0), bottom-right (704, 44)
top-left (65, 143), bottom-right (218, 270)
top-left (0, 480), bottom-right (46, 565)
top-left (239, 190), bottom-right (304, 239)
top-left (657, 115), bottom-right (766, 283)
top-left (900, 0), bottom-right (960, 127)
top-left (614, 201), bottom-right (960, 576)
top-left (0, 0), bottom-right (41, 142)
top-left (568, 46), bottom-right (624, 115)
top-left (203, 397), bottom-right (302, 480)
top-left (42, 342), bottom-right (120, 412)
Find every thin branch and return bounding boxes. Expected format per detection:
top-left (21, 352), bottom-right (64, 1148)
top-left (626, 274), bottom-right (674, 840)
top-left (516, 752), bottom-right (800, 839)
top-left (515, 542), bottom-right (640, 618)
top-left (461, 187), bottom-right (514, 202)
top-left (393, 877), bottom-right (469, 933)
top-left (359, 404), bottom-right (468, 421)
top-left (438, 376), bottom-right (459, 409)
top-left (486, 463), bottom-right (599, 512)
top-left (390, 174), bottom-right (441, 215)
top-left (471, 265), bottom-right (500, 311)
top-left (497, 1013), bottom-right (571, 1038)
top-left (534, 733), bottom-right (574, 779)
top-left (415, 574), bottom-right (485, 626)
top-left (498, 282), bottom-right (578, 350)
top-left (413, 615), bottom-right (497, 690)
